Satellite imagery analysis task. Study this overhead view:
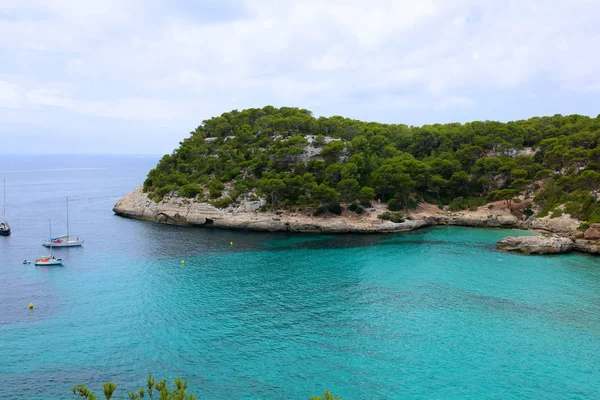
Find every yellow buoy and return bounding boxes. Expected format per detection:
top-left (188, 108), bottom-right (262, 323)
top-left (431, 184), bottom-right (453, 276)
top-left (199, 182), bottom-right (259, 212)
top-left (29, 303), bottom-right (34, 309)
top-left (230, 242), bottom-right (233, 246)
top-left (181, 260), bottom-right (185, 265)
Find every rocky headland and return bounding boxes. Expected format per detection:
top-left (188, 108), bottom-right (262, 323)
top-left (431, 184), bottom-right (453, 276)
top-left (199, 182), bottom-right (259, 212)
top-left (113, 186), bottom-right (600, 255)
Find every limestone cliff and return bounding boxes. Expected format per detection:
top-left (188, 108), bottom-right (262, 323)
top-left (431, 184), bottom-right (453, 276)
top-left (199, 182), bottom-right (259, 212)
top-left (113, 186), bottom-right (427, 233)
top-left (113, 187), bottom-right (599, 255)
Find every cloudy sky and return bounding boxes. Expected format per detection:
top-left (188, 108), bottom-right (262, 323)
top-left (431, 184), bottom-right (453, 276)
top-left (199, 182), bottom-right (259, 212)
top-left (1, 0), bottom-right (599, 154)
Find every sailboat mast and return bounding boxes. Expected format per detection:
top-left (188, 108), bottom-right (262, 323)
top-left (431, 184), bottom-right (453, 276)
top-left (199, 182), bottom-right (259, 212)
top-left (49, 219), bottom-right (53, 256)
top-left (3, 179), bottom-right (6, 224)
top-left (66, 197), bottom-right (70, 239)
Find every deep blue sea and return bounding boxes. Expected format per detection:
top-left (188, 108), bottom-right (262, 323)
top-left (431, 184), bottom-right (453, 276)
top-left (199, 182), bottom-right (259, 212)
top-left (1, 155), bottom-right (600, 400)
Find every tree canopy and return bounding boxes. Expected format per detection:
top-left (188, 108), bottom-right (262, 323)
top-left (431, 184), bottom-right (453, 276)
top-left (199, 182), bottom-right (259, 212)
top-left (142, 107), bottom-right (600, 222)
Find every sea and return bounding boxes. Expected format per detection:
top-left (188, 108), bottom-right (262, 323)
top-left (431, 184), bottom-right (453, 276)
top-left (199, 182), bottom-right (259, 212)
top-left (0, 154), bottom-right (599, 400)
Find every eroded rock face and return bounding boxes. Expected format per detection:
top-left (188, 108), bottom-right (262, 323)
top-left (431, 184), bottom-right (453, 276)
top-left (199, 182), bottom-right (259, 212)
top-left (574, 240), bottom-right (600, 254)
top-left (423, 214), bottom-right (519, 228)
top-left (112, 186), bottom-right (430, 233)
top-left (113, 186), bottom-right (224, 225)
top-left (496, 235), bottom-right (575, 254)
top-left (583, 223), bottom-right (600, 240)
top-left (522, 214), bottom-right (580, 234)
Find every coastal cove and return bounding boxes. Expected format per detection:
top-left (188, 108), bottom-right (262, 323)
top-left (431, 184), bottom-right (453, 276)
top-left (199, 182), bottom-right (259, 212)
top-left (131, 107), bottom-right (600, 258)
top-left (2, 155), bottom-right (600, 400)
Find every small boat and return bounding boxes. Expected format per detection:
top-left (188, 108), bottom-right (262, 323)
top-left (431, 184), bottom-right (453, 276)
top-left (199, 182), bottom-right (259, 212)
top-left (23, 260), bottom-right (31, 265)
top-left (43, 234), bottom-right (83, 247)
top-left (0, 222), bottom-right (9, 236)
top-left (34, 256), bottom-right (62, 266)
top-left (0, 179), bottom-right (10, 237)
top-left (36, 220), bottom-right (63, 266)
top-left (42, 197), bottom-right (82, 247)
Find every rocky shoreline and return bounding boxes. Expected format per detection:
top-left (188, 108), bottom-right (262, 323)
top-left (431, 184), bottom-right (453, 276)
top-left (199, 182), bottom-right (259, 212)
top-left (497, 235), bottom-right (600, 255)
top-left (113, 186), bottom-right (600, 255)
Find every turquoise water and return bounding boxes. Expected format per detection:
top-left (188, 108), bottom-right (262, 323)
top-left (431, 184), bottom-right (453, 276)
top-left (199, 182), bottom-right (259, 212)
top-left (1, 156), bottom-right (600, 399)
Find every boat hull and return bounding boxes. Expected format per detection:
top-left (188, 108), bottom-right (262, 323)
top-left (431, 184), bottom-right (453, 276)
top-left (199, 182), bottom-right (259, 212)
top-left (42, 241), bottom-right (83, 247)
top-left (0, 229), bottom-right (10, 236)
top-left (34, 258), bottom-right (63, 266)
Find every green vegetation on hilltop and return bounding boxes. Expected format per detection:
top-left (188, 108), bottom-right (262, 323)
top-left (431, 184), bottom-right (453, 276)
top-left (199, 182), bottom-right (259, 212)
top-left (143, 106), bottom-right (600, 223)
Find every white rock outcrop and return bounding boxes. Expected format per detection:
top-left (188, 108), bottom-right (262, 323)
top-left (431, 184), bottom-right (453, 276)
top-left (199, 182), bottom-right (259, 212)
top-left (521, 214), bottom-right (580, 234)
top-left (113, 186), bottom-right (425, 233)
top-left (496, 235), bottom-right (575, 254)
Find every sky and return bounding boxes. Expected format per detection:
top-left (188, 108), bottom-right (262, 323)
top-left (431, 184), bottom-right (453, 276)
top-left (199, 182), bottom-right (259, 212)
top-left (0, 0), bottom-right (599, 154)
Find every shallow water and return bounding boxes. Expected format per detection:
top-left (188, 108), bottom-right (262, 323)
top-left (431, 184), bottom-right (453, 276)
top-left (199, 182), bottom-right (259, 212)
top-left (1, 155), bottom-right (599, 399)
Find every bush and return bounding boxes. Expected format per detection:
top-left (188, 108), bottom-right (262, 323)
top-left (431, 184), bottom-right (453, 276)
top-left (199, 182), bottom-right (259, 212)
top-left (524, 205), bottom-right (535, 218)
top-left (378, 212), bottom-right (390, 220)
top-left (387, 199), bottom-right (403, 212)
top-left (551, 209), bottom-right (563, 218)
top-left (537, 208), bottom-right (550, 218)
top-left (208, 180), bottom-right (224, 199)
top-left (448, 196), bottom-right (466, 211)
top-left (72, 374), bottom-right (197, 400)
top-left (589, 212), bottom-right (600, 224)
top-left (211, 196), bottom-right (233, 209)
top-left (448, 203), bottom-right (461, 212)
top-left (578, 222), bottom-right (590, 231)
top-left (466, 197), bottom-right (486, 208)
top-left (228, 189), bottom-right (241, 202)
top-left (313, 206), bottom-right (327, 216)
top-left (155, 184), bottom-right (176, 200)
top-left (313, 134), bottom-right (326, 147)
top-left (348, 202), bottom-right (364, 214)
top-left (180, 183), bottom-right (203, 199)
top-left (488, 204), bottom-right (494, 209)
top-left (259, 205), bottom-right (268, 212)
top-left (327, 202), bottom-right (343, 215)
top-left (378, 211), bottom-right (405, 223)
top-left (310, 390), bottom-right (342, 400)
top-left (448, 196), bottom-right (485, 212)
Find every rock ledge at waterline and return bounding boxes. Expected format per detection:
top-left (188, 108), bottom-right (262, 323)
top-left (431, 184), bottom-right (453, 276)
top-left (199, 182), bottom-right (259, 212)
top-left (497, 234), bottom-right (600, 255)
top-left (113, 187), bottom-right (599, 255)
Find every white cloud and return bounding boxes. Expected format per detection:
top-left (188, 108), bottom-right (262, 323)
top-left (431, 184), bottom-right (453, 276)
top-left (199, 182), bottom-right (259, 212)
top-left (1, 0), bottom-right (599, 152)
top-left (0, 82), bottom-right (193, 121)
top-left (27, 87), bottom-right (75, 109)
top-left (0, 81), bottom-right (27, 108)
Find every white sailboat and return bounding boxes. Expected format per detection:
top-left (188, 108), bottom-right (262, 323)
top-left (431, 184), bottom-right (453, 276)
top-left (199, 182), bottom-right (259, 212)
top-left (35, 220), bottom-right (63, 266)
top-left (0, 178), bottom-right (10, 236)
top-left (42, 197), bottom-right (83, 247)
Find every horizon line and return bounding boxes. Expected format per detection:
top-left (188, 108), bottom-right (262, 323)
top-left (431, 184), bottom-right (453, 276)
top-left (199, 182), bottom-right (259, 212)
top-left (0, 153), bottom-right (164, 156)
